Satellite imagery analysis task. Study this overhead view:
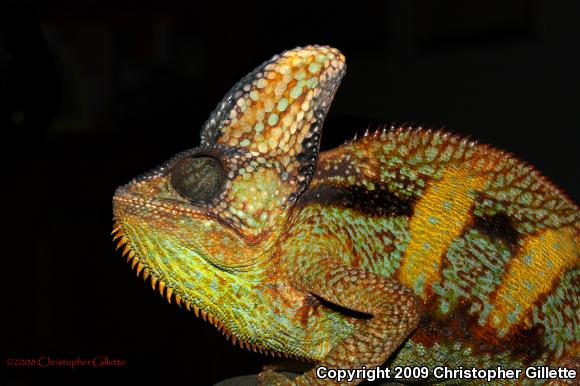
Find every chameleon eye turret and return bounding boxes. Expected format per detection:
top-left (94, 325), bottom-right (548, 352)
top-left (170, 155), bottom-right (225, 204)
top-left (113, 45), bottom-right (579, 385)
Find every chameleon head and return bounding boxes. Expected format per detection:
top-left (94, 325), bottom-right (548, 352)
top-left (112, 46), bottom-right (346, 349)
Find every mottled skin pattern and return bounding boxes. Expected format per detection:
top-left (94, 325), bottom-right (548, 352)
top-left (112, 46), bottom-right (579, 385)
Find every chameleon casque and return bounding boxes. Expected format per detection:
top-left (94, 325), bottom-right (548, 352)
top-left (112, 46), bottom-right (579, 385)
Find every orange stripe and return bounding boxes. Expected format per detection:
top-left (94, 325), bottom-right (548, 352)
top-left (400, 166), bottom-right (489, 297)
top-left (488, 227), bottom-right (578, 335)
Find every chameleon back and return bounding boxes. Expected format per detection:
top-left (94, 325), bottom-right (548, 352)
top-left (289, 126), bottom-right (579, 371)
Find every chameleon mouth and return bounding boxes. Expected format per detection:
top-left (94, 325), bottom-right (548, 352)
top-left (113, 187), bottom-right (206, 216)
top-left (111, 222), bottom-right (308, 361)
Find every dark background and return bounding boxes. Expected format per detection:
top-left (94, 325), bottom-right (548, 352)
top-left (2, 1), bottom-right (578, 385)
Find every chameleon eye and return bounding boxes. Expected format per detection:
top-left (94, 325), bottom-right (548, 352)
top-left (171, 156), bottom-right (225, 203)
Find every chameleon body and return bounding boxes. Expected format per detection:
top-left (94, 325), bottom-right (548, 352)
top-left (112, 46), bottom-right (579, 385)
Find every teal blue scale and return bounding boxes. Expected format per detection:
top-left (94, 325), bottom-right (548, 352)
top-left (431, 229), bottom-right (511, 324)
top-left (532, 268), bottom-right (579, 356)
